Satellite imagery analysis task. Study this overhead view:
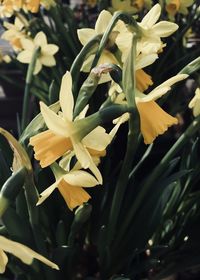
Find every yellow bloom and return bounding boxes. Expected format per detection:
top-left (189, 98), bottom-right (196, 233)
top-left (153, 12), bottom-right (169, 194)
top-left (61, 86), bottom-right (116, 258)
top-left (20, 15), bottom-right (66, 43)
top-left (188, 88), bottom-right (200, 117)
top-left (110, 74), bottom-right (188, 144)
top-left (0, 235), bottom-right (58, 273)
top-left (37, 169), bottom-right (99, 210)
top-left (111, 0), bottom-right (144, 12)
top-left (2, 17), bottom-right (25, 50)
top-left (166, 0), bottom-right (194, 18)
top-left (77, 10), bottom-right (120, 74)
top-left (30, 71), bottom-right (111, 183)
top-left (25, 0), bottom-right (40, 12)
top-left (17, 31), bottom-right (59, 74)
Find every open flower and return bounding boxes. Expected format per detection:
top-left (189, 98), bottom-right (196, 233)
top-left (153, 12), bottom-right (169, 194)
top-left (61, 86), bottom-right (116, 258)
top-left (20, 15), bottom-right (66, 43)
top-left (30, 71), bottom-right (111, 183)
top-left (77, 10), bottom-right (120, 73)
top-left (37, 166), bottom-right (99, 210)
top-left (17, 31), bottom-right (59, 74)
top-left (188, 88), bottom-right (200, 117)
top-left (110, 74), bottom-right (188, 144)
top-left (166, 0), bottom-right (194, 19)
top-left (2, 17), bottom-right (25, 50)
top-left (0, 235), bottom-right (59, 273)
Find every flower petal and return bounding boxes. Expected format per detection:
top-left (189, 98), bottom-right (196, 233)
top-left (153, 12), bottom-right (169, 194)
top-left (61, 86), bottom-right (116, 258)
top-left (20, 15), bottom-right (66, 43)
top-left (58, 179), bottom-right (91, 210)
top-left (137, 101), bottom-right (178, 144)
top-left (95, 10), bottom-right (112, 34)
top-left (77, 28), bottom-right (96, 46)
top-left (72, 140), bottom-right (91, 169)
top-left (82, 126), bottom-right (111, 151)
top-left (40, 55), bottom-right (56, 67)
top-left (37, 182), bottom-right (58, 205)
top-left (0, 236), bottom-right (59, 270)
top-left (34, 31), bottom-right (47, 47)
top-left (59, 71), bottom-right (74, 121)
top-left (141, 4), bottom-right (161, 28)
top-left (40, 102), bottom-right (69, 138)
top-left (64, 170), bottom-right (99, 187)
top-left (41, 44), bottom-right (59, 55)
top-left (152, 21), bottom-right (178, 37)
top-left (0, 249), bottom-right (8, 274)
top-left (17, 50), bottom-right (32, 63)
top-left (20, 38), bottom-right (34, 51)
top-left (33, 59), bottom-right (42, 75)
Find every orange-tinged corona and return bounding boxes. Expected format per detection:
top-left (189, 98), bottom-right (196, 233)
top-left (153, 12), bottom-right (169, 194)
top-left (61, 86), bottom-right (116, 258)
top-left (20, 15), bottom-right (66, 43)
top-left (136, 69), bottom-right (153, 92)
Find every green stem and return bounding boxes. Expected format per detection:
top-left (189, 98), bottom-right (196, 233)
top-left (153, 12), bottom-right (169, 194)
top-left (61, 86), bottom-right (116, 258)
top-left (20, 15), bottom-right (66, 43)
top-left (21, 47), bottom-right (40, 131)
top-left (91, 11), bottom-right (140, 69)
top-left (70, 35), bottom-right (102, 99)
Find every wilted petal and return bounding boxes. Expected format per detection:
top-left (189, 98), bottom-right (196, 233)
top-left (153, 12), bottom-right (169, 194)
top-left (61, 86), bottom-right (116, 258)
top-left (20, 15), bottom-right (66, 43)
top-left (59, 71), bottom-right (74, 121)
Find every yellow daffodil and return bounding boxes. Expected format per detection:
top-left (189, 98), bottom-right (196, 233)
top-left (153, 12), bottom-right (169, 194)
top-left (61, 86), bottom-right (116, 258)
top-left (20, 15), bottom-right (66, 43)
top-left (37, 167), bottom-right (99, 210)
top-left (188, 88), bottom-right (200, 117)
top-left (17, 31), bottom-right (59, 74)
top-left (0, 235), bottom-right (59, 273)
top-left (111, 0), bottom-right (145, 12)
top-left (166, 0), bottom-right (194, 18)
top-left (30, 71), bottom-right (111, 183)
top-left (109, 74), bottom-right (188, 144)
top-left (77, 10), bottom-right (120, 73)
top-left (2, 17), bottom-right (25, 50)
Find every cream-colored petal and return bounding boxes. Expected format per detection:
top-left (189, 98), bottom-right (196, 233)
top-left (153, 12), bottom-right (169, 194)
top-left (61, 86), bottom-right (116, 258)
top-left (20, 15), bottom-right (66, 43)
top-left (152, 21), bottom-right (178, 37)
top-left (63, 170), bottom-right (99, 187)
top-left (37, 182), bottom-right (58, 205)
top-left (136, 53), bottom-right (158, 70)
top-left (0, 249), bottom-right (8, 274)
top-left (0, 236), bottom-right (59, 270)
top-left (77, 28), bottom-right (96, 46)
top-left (82, 126), bottom-right (111, 151)
top-left (40, 102), bottom-right (69, 138)
top-left (140, 4), bottom-right (161, 28)
top-left (110, 113), bottom-right (129, 138)
top-left (88, 159), bottom-right (103, 185)
top-left (81, 54), bottom-right (95, 72)
top-left (72, 140), bottom-right (91, 169)
top-left (34, 31), bottom-right (47, 47)
top-left (40, 55), bottom-right (56, 67)
top-left (17, 50), bottom-right (32, 63)
top-left (41, 44), bottom-right (59, 55)
top-left (95, 10), bottom-right (112, 34)
top-left (136, 86), bottom-right (170, 102)
top-left (59, 71), bottom-right (74, 121)
top-left (76, 104), bottom-right (89, 120)
top-left (20, 38), bottom-right (34, 51)
top-left (33, 59), bottom-right (42, 75)
top-left (15, 16), bottom-right (24, 30)
top-left (154, 74), bottom-right (188, 90)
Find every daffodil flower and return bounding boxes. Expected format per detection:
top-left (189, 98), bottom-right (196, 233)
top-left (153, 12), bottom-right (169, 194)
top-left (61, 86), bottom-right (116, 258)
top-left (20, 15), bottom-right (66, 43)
top-left (0, 235), bottom-right (59, 273)
top-left (166, 0), bottom-right (194, 19)
top-left (189, 88), bottom-right (200, 117)
top-left (30, 71), bottom-right (111, 183)
top-left (110, 74), bottom-right (188, 144)
top-left (77, 10), bottom-right (120, 74)
top-left (2, 17), bottom-right (25, 50)
top-left (37, 168), bottom-right (99, 211)
top-left (17, 31), bottom-right (59, 74)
